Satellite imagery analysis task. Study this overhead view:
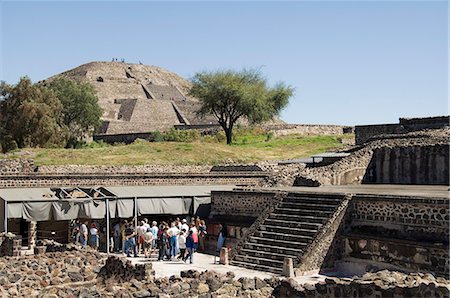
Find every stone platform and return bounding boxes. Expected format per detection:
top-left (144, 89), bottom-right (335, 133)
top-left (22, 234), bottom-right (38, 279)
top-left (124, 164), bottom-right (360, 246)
top-left (254, 184), bottom-right (449, 199)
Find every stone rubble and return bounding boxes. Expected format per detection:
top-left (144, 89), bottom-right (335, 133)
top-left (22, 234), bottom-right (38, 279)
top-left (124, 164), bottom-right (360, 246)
top-left (0, 249), bottom-right (448, 297)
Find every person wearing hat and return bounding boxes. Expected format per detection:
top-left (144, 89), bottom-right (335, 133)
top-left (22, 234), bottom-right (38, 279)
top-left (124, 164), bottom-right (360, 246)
top-left (181, 219), bottom-right (189, 233)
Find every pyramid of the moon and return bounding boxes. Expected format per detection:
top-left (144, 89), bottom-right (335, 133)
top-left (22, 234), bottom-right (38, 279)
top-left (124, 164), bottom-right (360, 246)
top-left (43, 61), bottom-right (218, 135)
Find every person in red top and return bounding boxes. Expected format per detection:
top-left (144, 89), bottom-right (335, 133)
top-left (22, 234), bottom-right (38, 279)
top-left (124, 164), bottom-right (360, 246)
top-left (189, 223), bottom-right (199, 250)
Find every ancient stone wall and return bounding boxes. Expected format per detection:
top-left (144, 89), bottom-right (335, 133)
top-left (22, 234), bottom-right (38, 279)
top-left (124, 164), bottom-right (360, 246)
top-left (0, 159), bottom-right (35, 174)
top-left (295, 195), bottom-right (351, 274)
top-left (36, 164), bottom-right (212, 174)
top-left (336, 195), bottom-right (449, 277)
top-left (355, 116), bottom-right (449, 145)
top-left (263, 124), bottom-right (352, 137)
top-left (363, 144), bottom-right (449, 185)
top-left (209, 189), bottom-right (281, 218)
top-left (275, 270), bottom-right (450, 298)
top-left (0, 173), bottom-right (267, 188)
top-left (290, 128), bottom-right (449, 187)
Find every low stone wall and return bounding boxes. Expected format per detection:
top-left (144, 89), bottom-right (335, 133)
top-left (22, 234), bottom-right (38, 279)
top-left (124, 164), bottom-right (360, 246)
top-left (355, 116), bottom-right (449, 145)
top-left (264, 124), bottom-right (352, 137)
top-left (275, 270), bottom-right (450, 298)
top-left (98, 256), bottom-right (153, 281)
top-left (37, 164), bottom-right (212, 174)
top-left (0, 248), bottom-right (105, 297)
top-left (0, 172), bottom-right (268, 188)
top-left (0, 159), bottom-right (35, 174)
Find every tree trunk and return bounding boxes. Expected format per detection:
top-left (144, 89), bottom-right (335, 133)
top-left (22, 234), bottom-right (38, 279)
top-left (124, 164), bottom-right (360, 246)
top-left (225, 127), bottom-right (233, 144)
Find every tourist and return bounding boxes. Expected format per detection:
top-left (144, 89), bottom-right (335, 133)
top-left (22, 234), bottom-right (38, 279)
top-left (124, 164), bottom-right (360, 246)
top-left (217, 223), bottom-right (227, 250)
top-left (143, 227), bottom-right (153, 258)
top-left (157, 227), bottom-right (170, 261)
top-left (121, 220), bottom-right (128, 253)
top-left (198, 220), bottom-right (207, 251)
top-left (143, 218), bottom-right (150, 231)
top-left (177, 229), bottom-right (187, 260)
top-left (90, 223), bottom-right (99, 250)
top-left (124, 223), bottom-right (138, 258)
top-left (181, 219), bottom-right (189, 232)
top-left (113, 221), bottom-right (121, 252)
top-left (136, 221), bottom-right (146, 256)
top-left (168, 222), bottom-right (180, 259)
top-left (190, 223), bottom-right (199, 251)
top-left (151, 221), bottom-right (159, 250)
top-left (71, 220), bottom-right (80, 244)
top-left (184, 229), bottom-right (197, 264)
top-left (80, 221), bottom-right (88, 248)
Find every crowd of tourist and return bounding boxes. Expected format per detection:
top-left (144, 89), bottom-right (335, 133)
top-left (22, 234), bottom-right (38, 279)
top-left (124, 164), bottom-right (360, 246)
top-left (70, 217), bottom-right (228, 264)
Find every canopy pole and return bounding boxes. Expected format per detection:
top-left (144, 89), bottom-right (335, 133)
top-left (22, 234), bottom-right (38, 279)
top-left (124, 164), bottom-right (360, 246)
top-left (106, 198), bottom-right (110, 256)
top-left (134, 197), bottom-right (138, 230)
top-left (4, 202), bottom-right (7, 233)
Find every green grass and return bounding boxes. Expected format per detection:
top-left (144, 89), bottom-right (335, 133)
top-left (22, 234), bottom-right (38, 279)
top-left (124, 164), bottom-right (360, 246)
top-left (16, 130), bottom-right (353, 166)
top-left (0, 128), bottom-right (354, 166)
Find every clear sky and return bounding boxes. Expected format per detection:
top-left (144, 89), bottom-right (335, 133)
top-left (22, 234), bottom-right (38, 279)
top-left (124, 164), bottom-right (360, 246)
top-left (0, 1), bottom-right (448, 125)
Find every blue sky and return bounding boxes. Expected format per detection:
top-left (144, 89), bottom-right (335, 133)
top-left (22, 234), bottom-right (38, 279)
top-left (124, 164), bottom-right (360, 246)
top-left (0, 1), bottom-right (447, 125)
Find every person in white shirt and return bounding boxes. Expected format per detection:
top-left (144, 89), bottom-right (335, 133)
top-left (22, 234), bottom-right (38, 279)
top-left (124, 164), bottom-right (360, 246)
top-left (177, 229), bottom-right (187, 260)
top-left (143, 227), bottom-right (153, 258)
top-left (168, 222), bottom-right (180, 259)
top-left (151, 221), bottom-right (159, 249)
top-left (80, 222), bottom-right (88, 248)
top-left (143, 218), bottom-right (150, 231)
top-left (181, 219), bottom-right (189, 233)
top-left (136, 221), bottom-right (147, 256)
top-left (90, 223), bottom-right (99, 250)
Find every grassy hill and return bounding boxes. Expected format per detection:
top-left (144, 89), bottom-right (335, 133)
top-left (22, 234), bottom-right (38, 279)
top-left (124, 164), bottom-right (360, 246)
top-left (3, 129), bottom-right (354, 166)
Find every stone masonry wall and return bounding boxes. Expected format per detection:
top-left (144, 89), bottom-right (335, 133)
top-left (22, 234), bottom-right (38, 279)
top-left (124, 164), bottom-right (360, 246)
top-left (336, 195), bottom-right (449, 277)
top-left (355, 116), bottom-right (449, 145)
top-left (0, 173), bottom-right (267, 188)
top-left (0, 159), bottom-right (35, 174)
top-left (210, 190), bottom-right (281, 218)
top-left (263, 124), bottom-right (351, 137)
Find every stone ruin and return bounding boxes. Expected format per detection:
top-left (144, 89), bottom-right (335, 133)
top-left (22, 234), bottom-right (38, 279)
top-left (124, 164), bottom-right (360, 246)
top-left (0, 117), bottom-right (448, 297)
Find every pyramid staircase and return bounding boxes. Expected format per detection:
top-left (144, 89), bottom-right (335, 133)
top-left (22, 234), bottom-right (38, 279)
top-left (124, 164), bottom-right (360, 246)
top-left (230, 192), bottom-right (345, 274)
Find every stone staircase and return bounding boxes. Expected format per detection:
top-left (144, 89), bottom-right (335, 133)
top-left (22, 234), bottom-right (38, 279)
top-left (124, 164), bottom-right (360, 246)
top-left (230, 192), bottom-right (344, 274)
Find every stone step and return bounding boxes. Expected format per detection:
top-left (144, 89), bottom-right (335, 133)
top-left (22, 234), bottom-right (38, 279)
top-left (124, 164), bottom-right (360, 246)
top-left (234, 254), bottom-right (285, 270)
top-left (279, 201), bottom-right (338, 210)
top-left (254, 231), bottom-right (314, 243)
top-left (259, 225), bottom-right (318, 235)
top-left (273, 207), bottom-right (334, 216)
top-left (243, 242), bottom-right (301, 255)
top-left (268, 213), bottom-right (328, 224)
top-left (230, 260), bottom-right (283, 274)
top-left (240, 248), bottom-right (299, 262)
top-left (286, 193), bottom-right (343, 202)
top-left (264, 219), bottom-right (323, 230)
top-left (249, 236), bottom-right (308, 249)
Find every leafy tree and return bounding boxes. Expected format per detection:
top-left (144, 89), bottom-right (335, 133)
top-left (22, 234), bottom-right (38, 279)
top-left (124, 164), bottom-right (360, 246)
top-left (189, 69), bottom-right (294, 144)
top-left (0, 77), bottom-right (65, 152)
top-left (46, 77), bottom-right (102, 146)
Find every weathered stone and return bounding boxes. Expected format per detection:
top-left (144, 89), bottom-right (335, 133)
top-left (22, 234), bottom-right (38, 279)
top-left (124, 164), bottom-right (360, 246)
top-left (254, 277), bottom-right (266, 290)
top-left (68, 272), bottom-right (84, 282)
top-left (197, 283), bottom-right (210, 294)
top-left (133, 290), bottom-right (151, 298)
top-left (239, 277), bottom-right (255, 290)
